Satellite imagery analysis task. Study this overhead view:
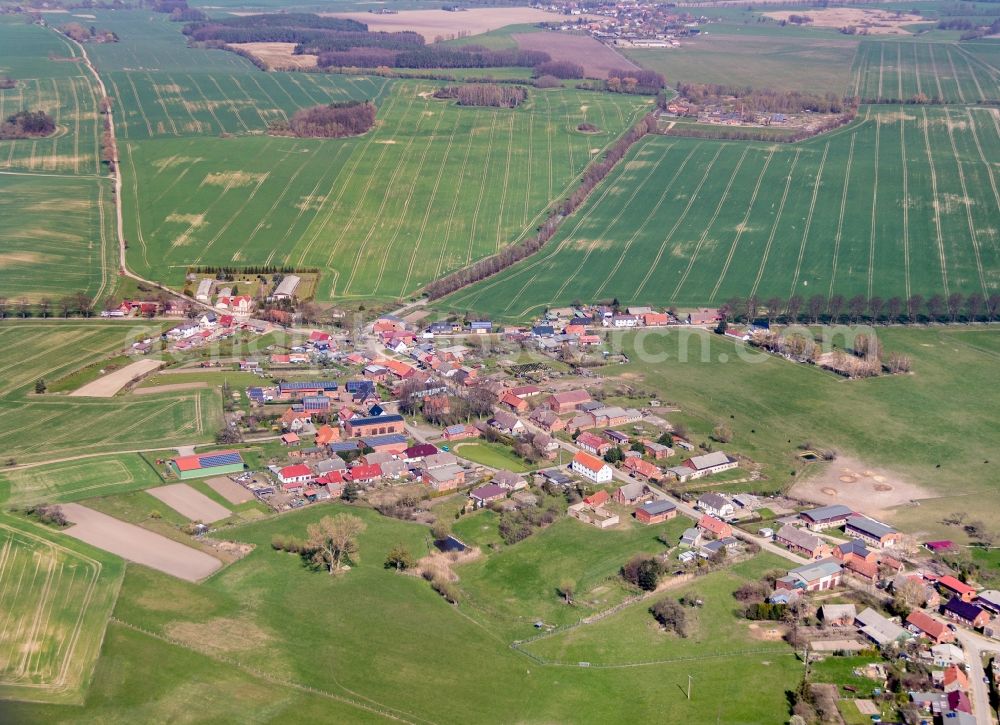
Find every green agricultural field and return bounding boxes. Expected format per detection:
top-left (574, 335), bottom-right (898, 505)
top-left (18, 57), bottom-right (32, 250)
top-left (627, 31), bottom-right (859, 95)
top-left (0, 175), bottom-right (117, 303)
top-left (121, 82), bottom-right (647, 299)
top-left (0, 514), bottom-right (123, 705)
top-left (584, 327), bottom-right (1000, 537)
top-left (0, 322), bottom-right (219, 463)
top-left (852, 39), bottom-right (1000, 102)
top-left (8, 503), bottom-right (801, 723)
top-left (447, 105), bottom-right (1000, 318)
top-left (0, 454), bottom-right (163, 507)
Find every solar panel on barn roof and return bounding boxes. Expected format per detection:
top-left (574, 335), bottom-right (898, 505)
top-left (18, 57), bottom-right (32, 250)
top-left (198, 452), bottom-right (243, 468)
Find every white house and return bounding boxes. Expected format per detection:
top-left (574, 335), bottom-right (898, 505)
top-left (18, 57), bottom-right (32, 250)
top-left (571, 451), bottom-right (613, 483)
top-left (697, 492), bottom-right (735, 519)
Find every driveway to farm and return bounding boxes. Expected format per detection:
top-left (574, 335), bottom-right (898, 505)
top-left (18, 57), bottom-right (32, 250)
top-left (68, 359), bottom-right (164, 397)
top-left (60, 503), bottom-right (222, 581)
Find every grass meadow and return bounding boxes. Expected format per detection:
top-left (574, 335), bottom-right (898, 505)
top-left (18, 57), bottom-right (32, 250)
top-left (5, 503), bottom-right (801, 723)
top-left (446, 104), bottom-right (1000, 319)
top-left (0, 514), bottom-right (123, 705)
top-left (0, 454), bottom-right (164, 507)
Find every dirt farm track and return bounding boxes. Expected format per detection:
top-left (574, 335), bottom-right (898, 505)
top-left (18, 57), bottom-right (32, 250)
top-left (60, 503), bottom-right (222, 581)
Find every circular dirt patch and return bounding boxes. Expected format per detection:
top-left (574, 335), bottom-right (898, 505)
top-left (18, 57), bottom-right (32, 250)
top-left (839, 475), bottom-right (857, 483)
top-left (873, 475), bottom-right (886, 483)
top-left (874, 483), bottom-right (893, 492)
top-left (822, 487), bottom-right (839, 496)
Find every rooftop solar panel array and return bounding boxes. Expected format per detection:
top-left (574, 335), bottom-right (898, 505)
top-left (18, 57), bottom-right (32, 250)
top-left (198, 452), bottom-right (243, 468)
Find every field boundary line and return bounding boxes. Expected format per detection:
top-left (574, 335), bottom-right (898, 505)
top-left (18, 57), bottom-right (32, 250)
top-left (826, 133), bottom-right (856, 299)
top-left (709, 146), bottom-right (776, 301)
top-left (751, 148), bottom-right (800, 299)
top-left (920, 106), bottom-right (949, 296)
top-left (789, 141), bottom-right (830, 295)
top-left (593, 142), bottom-right (693, 299)
top-left (944, 107), bottom-right (988, 296)
top-left (670, 145), bottom-right (749, 301)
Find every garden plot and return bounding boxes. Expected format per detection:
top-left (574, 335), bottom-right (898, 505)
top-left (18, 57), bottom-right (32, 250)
top-left (69, 359), bottom-right (164, 397)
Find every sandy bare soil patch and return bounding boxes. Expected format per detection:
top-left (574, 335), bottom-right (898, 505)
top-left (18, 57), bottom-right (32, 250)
top-left (60, 503), bottom-right (222, 581)
top-left (205, 476), bottom-right (254, 505)
top-left (323, 8), bottom-right (593, 43)
top-left (789, 456), bottom-right (934, 520)
top-left (231, 42), bottom-right (317, 70)
top-left (514, 31), bottom-right (639, 79)
top-left (747, 622), bottom-right (787, 641)
top-left (148, 483), bottom-right (232, 523)
top-left (69, 359), bottom-right (164, 397)
top-left (133, 381), bottom-right (209, 395)
top-left (764, 9), bottom-right (930, 35)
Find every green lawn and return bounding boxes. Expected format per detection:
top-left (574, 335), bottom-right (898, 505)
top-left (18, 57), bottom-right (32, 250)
top-left (445, 104), bottom-right (1000, 318)
top-left (452, 508), bottom-right (504, 550)
top-left (453, 441), bottom-right (535, 472)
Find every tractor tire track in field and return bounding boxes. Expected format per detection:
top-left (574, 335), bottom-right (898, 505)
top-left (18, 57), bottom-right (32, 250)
top-left (899, 114), bottom-right (912, 300)
top-left (944, 107), bottom-right (988, 296)
top-left (543, 94), bottom-right (554, 200)
top-left (966, 108), bottom-right (1000, 250)
top-left (669, 145), bottom-right (751, 301)
top-left (124, 73), bottom-right (154, 137)
top-left (789, 141), bottom-right (830, 295)
top-left (751, 149), bottom-right (800, 299)
top-left (826, 133), bottom-right (856, 299)
top-left (146, 72), bottom-right (179, 136)
top-left (877, 44), bottom-right (885, 101)
top-left (709, 146), bottom-right (775, 301)
top-left (523, 105), bottom-right (533, 227)
top-left (164, 74), bottom-right (203, 133)
top-left (371, 108), bottom-right (446, 294)
top-left (246, 74), bottom-right (288, 122)
top-left (593, 142), bottom-right (696, 299)
top-left (954, 47), bottom-right (988, 103)
top-left (920, 107), bottom-right (949, 296)
top-left (401, 112), bottom-right (461, 296)
top-left (943, 47), bottom-right (968, 103)
top-left (867, 115), bottom-right (880, 300)
top-left (465, 111), bottom-right (499, 266)
top-left (896, 43), bottom-right (904, 101)
top-left (553, 143), bottom-right (685, 302)
top-left (206, 76), bottom-right (249, 133)
top-left (435, 116), bottom-right (477, 280)
top-left (495, 112), bottom-right (515, 253)
top-left (345, 100), bottom-right (435, 295)
top-left (927, 45), bottom-right (947, 102)
top-left (67, 77), bottom-right (81, 174)
top-left (912, 44), bottom-right (925, 98)
top-left (184, 74), bottom-right (224, 134)
top-left (239, 144), bottom-right (314, 259)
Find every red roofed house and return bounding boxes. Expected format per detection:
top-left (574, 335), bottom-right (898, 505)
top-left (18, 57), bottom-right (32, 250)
top-left (938, 575), bottom-right (977, 603)
top-left (943, 664), bottom-right (970, 693)
top-left (576, 431), bottom-right (611, 457)
top-left (622, 457), bottom-right (662, 481)
top-left (583, 490), bottom-right (610, 507)
top-left (546, 390), bottom-right (592, 414)
top-left (278, 464), bottom-right (314, 485)
top-left (309, 330), bottom-right (332, 343)
top-left (643, 312), bottom-right (669, 326)
top-left (348, 464), bottom-right (382, 484)
top-left (281, 409), bottom-right (312, 431)
top-left (315, 424), bottom-right (340, 445)
top-left (571, 451), bottom-right (613, 483)
top-left (280, 432), bottom-right (300, 446)
top-left (697, 515), bottom-right (733, 539)
top-left (500, 391), bottom-right (529, 413)
top-left (906, 610), bottom-right (955, 644)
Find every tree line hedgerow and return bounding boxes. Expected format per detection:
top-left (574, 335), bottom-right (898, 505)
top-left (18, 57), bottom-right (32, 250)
top-left (424, 113), bottom-right (658, 300)
top-left (269, 100), bottom-right (376, 138)
top-left (0, 110), bottom-right (55, 140)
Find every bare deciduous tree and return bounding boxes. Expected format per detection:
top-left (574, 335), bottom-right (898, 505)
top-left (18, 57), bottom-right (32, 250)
top-left (307, 514), bottom-right (366, 574)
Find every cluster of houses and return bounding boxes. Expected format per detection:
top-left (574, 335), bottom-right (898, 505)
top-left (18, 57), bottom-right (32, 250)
top-left (192, 277), bottom-right (265, 313)
top-left (164, 310), bottom-right (266, 351)
top-left (531, 1), bottom-right (710, 45)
